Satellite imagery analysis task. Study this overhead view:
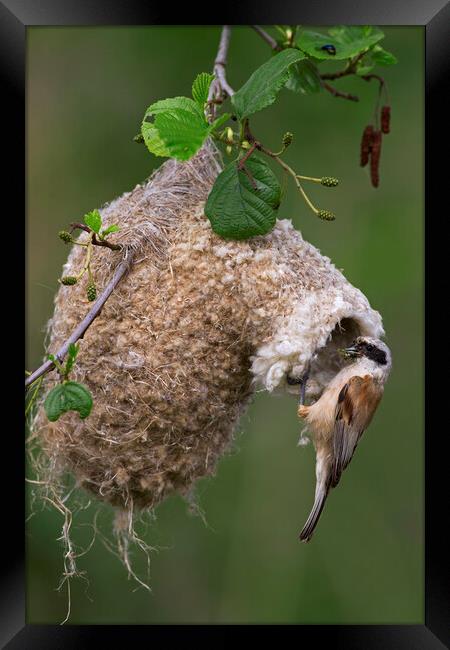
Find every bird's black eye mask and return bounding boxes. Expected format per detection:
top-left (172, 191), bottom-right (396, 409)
top-left (359, 342), bottom-right (387, 365)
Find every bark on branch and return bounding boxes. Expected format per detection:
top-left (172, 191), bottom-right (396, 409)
top-left (25, 258), bottom-right (132, 388)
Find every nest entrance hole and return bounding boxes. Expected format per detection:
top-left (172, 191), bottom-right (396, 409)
top-left (307, 317), bottom-right (361, 399)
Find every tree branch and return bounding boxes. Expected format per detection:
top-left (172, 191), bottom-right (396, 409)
top-left (320, 52), bottom-right (366, 81)
top-left (251, 25), bottom-right (281, 51)
top-left (69, 223), bottom-right (122, 251)
top-left (321, 81), bottom-right (359, 102)
top-left (209, 26), bottom-right (234, 100)
top-left (25, 257), bottom-right (132, 388)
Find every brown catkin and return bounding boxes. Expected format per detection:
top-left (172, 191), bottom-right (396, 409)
top-left (370, 130), bottom-right (382, 188)
top-left (381, 105), bottom-right (391, 134)
top-left (360, 125), bottom-right (374, 167)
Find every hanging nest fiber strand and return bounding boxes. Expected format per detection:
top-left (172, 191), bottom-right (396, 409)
top-left (32, 141), bottom-right (384, 519)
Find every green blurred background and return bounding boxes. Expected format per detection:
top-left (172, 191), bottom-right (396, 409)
top-left (26, 26), bottom-right (423, 624)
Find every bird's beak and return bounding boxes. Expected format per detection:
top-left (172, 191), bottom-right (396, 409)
top-left (339, 345), bottom-right (361, 360)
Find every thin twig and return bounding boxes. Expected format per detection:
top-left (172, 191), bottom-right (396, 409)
top-left (322, 81), bottom-right (359, 102)
top-left (69, 223), bottom-right (122, 251)
top-left (320, 52), bottom-right (366, 81)
top-left (252, 25), bottom-right (281, 51)
top-left (25, 256), bottom-right (132, 388)
top-left (207, 25), bottom-right (234, 120)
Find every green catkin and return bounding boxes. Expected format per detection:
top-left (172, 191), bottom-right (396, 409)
top-left (320, 177), bottom-right (339, 187)
top-left (61, 276), bottom-right (78, 286)
top-left (86, 283), bottom-right (97, 301)
top-left (317, 209), bottom-right (335, 221)
top-left (59, 231), bottom-right (73, 243)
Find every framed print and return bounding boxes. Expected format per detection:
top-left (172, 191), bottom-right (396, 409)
top-left (5, 0), bottom-right (449, 646)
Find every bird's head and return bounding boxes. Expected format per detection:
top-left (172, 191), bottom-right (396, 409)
top-left (339, 336), bottom-right (391, 368)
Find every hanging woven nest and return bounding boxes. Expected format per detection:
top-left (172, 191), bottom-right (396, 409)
top-left (31, 140), bottom-right (384, 522)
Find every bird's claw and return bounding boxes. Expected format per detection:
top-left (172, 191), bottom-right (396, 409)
top-left (287, 363), bottom-right (310, 406)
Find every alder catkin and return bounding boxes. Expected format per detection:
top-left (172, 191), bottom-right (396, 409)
top-left (360, 125), bottom-right (374, 167)
top-left (381, 105), bottom-right (391, 134)
top-left (370, 130), bottom-right (383, 188)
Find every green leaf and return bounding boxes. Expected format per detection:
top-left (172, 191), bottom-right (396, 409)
top-left (366, 44), bottom-right (397, 66)
top-left (141, 122), bottom-right (171, 157)
top-left (153, 110), bottom-right (210, 160)
top-left (84, 209), bottom-right (102, 234)
top-left (192, 72), bottom-right (214, 106)
top-left (100, 224), bottom-right (120, 238)
top-left (144, 96), bottom-right (205, 119)
top-left (65, 343), bottom-right (79, 376)
top-left (285, 59), bottom-right (322, 94)
top-left (297, 26), bottom-right (384, 60)
top-left (142, 96), bottom-right (210, 161)
top-left (210, 112), bottom-right (232, 132)
top-left (356, 44), bottom-right (398, 76)
top-left (231, 48), bottom-right (305, 120)
top-left (205, 154), bottom-right (281, 240)
top-left (44, 381), bottom-right (93, 422)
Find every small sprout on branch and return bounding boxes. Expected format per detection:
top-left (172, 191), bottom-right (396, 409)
top-left (57, 209), bottom-right (120, 297)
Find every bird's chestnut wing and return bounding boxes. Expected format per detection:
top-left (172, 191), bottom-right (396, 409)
top-left (331, 375), bottom-right (383, 488)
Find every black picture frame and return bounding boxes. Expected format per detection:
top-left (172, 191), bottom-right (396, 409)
top-left (6, 1), bottom-right (449, 647)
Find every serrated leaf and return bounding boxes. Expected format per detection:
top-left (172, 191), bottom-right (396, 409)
top-left (144, 96), bottom-right (205, 119)
top-left (192, 72), bottom-right (214, 106)
top-left (367, 44), bottom-right (397, 66)
top-left (44, 381), bottom-right (93, 422)
top-left (84, 209), bottom-right (102, 234)
top-left (231, 49), bottom-right (305, 120)
top-left (205, 155), bottom-right (281, 240)
top-left (356, 44), bottom-right (397, 76)
top-left (141, 96), bottom-right (210, 161)
top-left (297, 26), bottom-right (384, 61)
top-left (153, 110), bottom-right (210, 160)
top-left (141, 121), bottom-right (171, 157)
top-left (285, 59), bottom-right (322, 94)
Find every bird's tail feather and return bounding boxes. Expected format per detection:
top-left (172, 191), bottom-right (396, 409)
top-left (299, 483), bottom-right (330, 542)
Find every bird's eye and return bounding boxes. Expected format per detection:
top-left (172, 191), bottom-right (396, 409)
top-left (366, 344), bottom-right (374, 352)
